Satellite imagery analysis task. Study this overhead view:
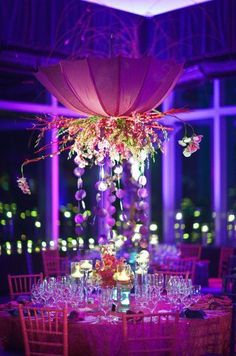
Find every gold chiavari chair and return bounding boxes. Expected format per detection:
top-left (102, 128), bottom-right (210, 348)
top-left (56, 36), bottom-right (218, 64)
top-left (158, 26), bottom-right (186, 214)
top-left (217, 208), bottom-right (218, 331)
top-left (42, 250), bottom-right (69, 277)
top-left (19, 305), bottom-right (68, 356)
top-left (179, 243), bottom-right (202, 260)
top-left (164, 257), bottom-right (197, 281)
top-left (8, 273), bottom-right (43, 300)
top-left (42, 249), bottom-right (60, 277)
top-left (122, 311), bottom-right (179, 355)
top-left (208, 247), bottom-right (234, 289)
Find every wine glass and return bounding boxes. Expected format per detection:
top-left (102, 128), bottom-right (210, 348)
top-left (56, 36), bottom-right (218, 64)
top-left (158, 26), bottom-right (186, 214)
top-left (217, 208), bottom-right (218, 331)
top-left (99, 287), bottom-right (113, 321)
top-left (167, 286), bottom-right (180, 311)
top-left (191, 285), bottom-right (202, 305)
top-left (181, 284), bottom-right (193, 309)
top-left (147, 287), bottom-right (159, 313)
top-left (79, 260), bottom-right (93, 280)
top-left (78, 260), bottom-right (93, 301)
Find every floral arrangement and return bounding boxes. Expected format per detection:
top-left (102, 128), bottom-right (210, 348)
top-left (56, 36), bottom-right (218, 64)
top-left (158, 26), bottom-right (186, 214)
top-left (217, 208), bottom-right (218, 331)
top-left (135, 250), bottom-right (150, 274)
top-left (17, 109), bottom-right (203, 195)
top-left (69, 112), bottom-right (170, 167)
top-left (95, 243), bottom-right (126, 286)
top-left (16, 109), bottom-right (203, 249)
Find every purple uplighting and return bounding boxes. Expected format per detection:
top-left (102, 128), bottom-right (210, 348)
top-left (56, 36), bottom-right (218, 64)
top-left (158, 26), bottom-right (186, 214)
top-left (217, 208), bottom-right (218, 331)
top-left (51, 127), bottom-right (59, 247)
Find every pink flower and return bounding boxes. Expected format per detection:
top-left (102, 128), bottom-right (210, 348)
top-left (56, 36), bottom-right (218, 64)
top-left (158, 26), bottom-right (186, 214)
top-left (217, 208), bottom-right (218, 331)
top-left (192, 135), bottom-right (203, 143)
top-left (182, 134), bottom-right (203, 157)
top-left (188, 141), bottom-right (200, 153)
top-left (17, 177), bottom-right (31, 195)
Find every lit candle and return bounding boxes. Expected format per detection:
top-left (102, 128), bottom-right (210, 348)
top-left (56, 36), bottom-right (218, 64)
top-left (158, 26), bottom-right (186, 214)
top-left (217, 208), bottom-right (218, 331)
top-left (135, 266), bottom-right (147, 275)
top-left (71, 262), bottom-right (83, 278)
top-left (116, 269), bottom-right (130, 282)
top-left (79, 260), bottom-right (93, 272)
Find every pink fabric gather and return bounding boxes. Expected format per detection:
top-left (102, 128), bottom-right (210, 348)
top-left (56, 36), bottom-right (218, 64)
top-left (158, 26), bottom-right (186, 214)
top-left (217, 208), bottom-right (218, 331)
top-left (36, 57), bottom-right (183, 117)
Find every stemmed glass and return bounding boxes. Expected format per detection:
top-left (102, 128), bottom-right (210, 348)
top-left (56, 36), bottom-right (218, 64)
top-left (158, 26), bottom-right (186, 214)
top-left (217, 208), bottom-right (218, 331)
top-left (180, 284), bottom-right (193, 309)
top-left (84, 278), bottom-right (95, 304)
top-left (79, 260), bottom-right (93, 282)
top-left (155, 274), bottom-right (164, 292)
top-left (167, 286), bottom-right (180, 311)
top-left (191, 285), bottom-right (202, 305)
top-left (31, 280), bottom-right (45, 305)
top-left (134, 284), bottom-right (149, 312)
top-left (147, 286), bottom-right (159, 314)
top-left (99, 287), bottom-right (113, 321)
top-left (79, 260), bottom-right (93, 302)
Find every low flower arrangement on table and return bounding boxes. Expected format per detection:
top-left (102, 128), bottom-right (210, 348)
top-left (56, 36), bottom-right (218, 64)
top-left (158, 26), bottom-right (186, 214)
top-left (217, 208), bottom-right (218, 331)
top-left (95, 243), bottom-right (133, 286)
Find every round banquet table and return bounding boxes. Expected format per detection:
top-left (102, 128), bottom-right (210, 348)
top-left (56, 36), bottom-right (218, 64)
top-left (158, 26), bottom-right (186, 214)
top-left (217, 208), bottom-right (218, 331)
top-left (0, 307), bottom-right (231, 356)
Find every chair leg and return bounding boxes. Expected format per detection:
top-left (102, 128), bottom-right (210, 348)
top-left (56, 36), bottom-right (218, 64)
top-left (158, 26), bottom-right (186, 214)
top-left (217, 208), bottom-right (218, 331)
top-left (230, 303), bottom-right (236, 356)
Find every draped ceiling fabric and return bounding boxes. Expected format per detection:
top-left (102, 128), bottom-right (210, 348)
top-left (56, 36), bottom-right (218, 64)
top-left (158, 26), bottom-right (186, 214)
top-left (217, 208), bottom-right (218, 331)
top-left (36, 57), bottom-right (183, 117)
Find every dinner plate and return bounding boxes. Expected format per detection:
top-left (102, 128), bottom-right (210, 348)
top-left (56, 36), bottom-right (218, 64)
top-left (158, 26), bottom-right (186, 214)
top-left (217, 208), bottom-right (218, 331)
top-left (157, 309), bottom-right (170, 313)
top-left (78, 315), bottom-right (98, 323)
top-left (78, 307), bottom-right (93, 313)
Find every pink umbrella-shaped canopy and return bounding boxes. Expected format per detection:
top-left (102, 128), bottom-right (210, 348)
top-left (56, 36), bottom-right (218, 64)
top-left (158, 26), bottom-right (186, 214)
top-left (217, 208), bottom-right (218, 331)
top-left (36, 57), bottom-right (183, 117)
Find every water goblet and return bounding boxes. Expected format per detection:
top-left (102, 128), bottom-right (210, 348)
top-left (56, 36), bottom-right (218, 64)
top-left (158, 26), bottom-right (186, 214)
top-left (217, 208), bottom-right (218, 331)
top-left (147, 288), bottom-right (159, 314)
top-left (99, 287), bottom-right (113, 321)
top-left (79, 260), bottom-right (93, 281)
top-left (191, 284), bottom-right (202, 305)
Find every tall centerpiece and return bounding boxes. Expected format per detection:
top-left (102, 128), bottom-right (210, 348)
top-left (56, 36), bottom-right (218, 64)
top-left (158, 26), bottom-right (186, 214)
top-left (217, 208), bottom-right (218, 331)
top-left (17, 57), bottom-right (202, 248)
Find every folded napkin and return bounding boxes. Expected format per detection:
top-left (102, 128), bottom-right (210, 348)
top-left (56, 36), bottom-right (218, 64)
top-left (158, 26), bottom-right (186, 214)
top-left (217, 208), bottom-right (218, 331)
top-left (180, 308), bottom-right (206, 319)
top-left (208, 299), bottom-right (231, 310)
top-left (6, 301), bottom-right (18, 309)
top-left (78, 307), bottom-right (93, 313)
top-left (126, 310), bottom-right (144, 322)
top-left (68, 310), bottom-right (85, 321)
top-left (191, 294), bottom-right (232, 311)
top-left (16, 295), bottom-right (31, 304)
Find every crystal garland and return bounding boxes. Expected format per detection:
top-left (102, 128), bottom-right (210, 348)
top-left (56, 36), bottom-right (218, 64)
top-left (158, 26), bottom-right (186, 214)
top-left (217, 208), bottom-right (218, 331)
top-left (73, 160), bottom-right (87, 236)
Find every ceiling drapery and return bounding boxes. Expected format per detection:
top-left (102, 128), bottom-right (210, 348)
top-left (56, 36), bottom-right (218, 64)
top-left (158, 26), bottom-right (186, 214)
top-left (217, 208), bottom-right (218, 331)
top-left (36, 57), bottom-right (183, 116)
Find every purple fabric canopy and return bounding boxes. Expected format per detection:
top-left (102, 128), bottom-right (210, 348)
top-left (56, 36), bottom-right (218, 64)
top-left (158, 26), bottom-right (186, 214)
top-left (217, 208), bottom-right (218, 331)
top-left (36, 57), bottom-right (183, 117)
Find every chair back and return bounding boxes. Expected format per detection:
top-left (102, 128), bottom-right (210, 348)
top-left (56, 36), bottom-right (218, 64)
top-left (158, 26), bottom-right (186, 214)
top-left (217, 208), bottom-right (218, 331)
top-left (218, 247), bottom-right (234, 278)
top-left (183, 316), bottom-right (221, 355)
top-left (229, 255), bottom-right (236, 275)
top-left (42, 249), bottom-right (60, 277)
top-left (164, 257), bottom-right (197, 281)
top-left (19, 304), bottom-right (68, 356)
top-left (155, 271), bottom-right (189, 288)
top-left (223, 275), bottom-right (236, 300)
top-left (122, 311), bottom-right (179, 355)
top-left (60, 257), bottom-right (69, 275)
top-left (8, 273), bottom-right (43, 300)
top-left (180, 243), bottom-right (202, 260)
